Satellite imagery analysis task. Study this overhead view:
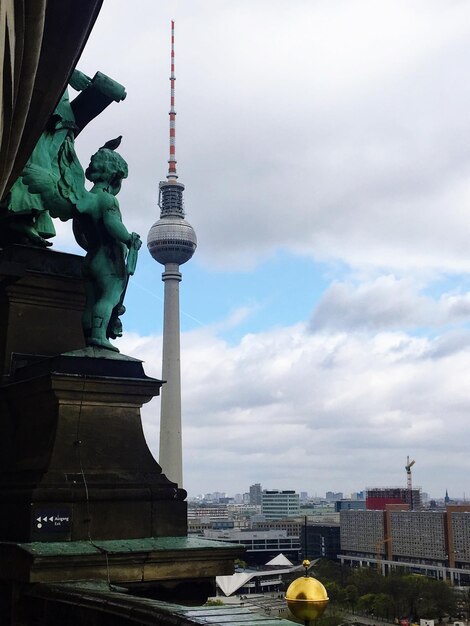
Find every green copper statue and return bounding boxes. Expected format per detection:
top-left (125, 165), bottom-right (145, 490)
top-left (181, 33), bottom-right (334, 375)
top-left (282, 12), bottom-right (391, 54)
top-left (0, 69), bottom-right (126, 247)
top-left (2, 64), bottom-right (138, 351)
top-left (75, 143), bottom-right (141, 351)
top-left (23, 140), bottom-right (141, 351)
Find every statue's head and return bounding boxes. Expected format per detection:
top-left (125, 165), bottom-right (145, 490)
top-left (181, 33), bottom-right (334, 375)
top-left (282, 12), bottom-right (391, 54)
top-left (86, 148), bottom-right (128, 195)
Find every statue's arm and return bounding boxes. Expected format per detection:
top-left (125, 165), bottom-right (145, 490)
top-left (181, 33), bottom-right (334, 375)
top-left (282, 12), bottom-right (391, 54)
top-left (70, 72), bottom-right (126, 137)
top-left (68, 70), bottom-right (91, 92)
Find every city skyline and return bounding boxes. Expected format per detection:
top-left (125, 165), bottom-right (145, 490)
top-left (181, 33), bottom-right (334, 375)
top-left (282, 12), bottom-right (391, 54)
top-left (188, 486), bottom-right (459, 503)
top-left (50, 1), bottom-right (470, 497)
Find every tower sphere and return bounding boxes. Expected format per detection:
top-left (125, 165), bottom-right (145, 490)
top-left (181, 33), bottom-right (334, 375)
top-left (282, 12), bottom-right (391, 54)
top-left (147, 216), bottom-right (197, 266)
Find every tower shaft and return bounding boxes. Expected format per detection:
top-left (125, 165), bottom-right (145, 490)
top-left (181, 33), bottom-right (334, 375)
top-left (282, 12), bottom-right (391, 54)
top-left (159, 263), bottom-right (183, 486)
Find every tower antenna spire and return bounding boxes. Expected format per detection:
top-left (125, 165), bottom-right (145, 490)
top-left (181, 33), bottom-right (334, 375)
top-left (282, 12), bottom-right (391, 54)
top-left (168, 19), bottom-right (177, 180)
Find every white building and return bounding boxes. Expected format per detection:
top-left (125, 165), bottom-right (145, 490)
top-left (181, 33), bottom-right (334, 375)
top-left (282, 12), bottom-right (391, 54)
top-left (261, 490), bottom-right (300, 520)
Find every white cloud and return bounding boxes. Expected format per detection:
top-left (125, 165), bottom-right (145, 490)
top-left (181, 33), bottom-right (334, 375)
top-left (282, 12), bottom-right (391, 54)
top-left (119, 316), bottom-right (470, 498)
top-left (310, 276), bottom-right (432, 331)
top-left (212, 306), bottom-right (259, 332)
top-left (310, 275), bottom-right (470, 332)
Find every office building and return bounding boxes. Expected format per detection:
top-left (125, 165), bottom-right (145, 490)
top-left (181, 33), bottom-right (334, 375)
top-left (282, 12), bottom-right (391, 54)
top-left (261, 490), bottom-right (300, 520)
top-left (249, 483), bottom-right (262, 506)
top-left (301, 523), bottom-right (341, 561)
top-left (326, 491), bottom-right (343, 502)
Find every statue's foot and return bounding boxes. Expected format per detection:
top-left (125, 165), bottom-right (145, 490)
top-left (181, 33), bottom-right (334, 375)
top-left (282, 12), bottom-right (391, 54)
top-left (9, 220), bottom-right (53, 247)
top-left (26, 230), bottom-right (52, 247)
top-left (88, 337), bottom-right (120, 352)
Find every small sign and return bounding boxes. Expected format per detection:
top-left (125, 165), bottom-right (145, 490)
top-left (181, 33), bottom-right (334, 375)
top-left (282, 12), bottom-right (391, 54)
top-left (31, 505), bottom-right (72, 540)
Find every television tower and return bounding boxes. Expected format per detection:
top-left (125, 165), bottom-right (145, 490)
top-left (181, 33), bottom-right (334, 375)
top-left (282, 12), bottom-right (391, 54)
top-left (147, 21), bottom-right (197, 487)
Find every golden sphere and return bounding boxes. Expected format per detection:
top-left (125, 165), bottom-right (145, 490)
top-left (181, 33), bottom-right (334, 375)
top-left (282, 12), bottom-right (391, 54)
top-left (285, 575), bottom-right (329, 622)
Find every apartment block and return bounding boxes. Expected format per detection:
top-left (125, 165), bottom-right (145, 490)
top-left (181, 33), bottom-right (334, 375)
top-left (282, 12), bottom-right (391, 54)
top-left (340, 510), bottom-right (384, 554)
top-left (339, 505), bottom-right (470, 584)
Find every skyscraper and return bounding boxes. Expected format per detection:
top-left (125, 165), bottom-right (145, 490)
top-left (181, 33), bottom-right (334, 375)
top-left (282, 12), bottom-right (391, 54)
top-left (147, 21), bottom-right (197, 487)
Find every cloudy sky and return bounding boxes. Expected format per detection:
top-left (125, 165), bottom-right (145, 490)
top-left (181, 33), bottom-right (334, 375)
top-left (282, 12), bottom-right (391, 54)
top-left (55, 0), bottom-right (470, 499)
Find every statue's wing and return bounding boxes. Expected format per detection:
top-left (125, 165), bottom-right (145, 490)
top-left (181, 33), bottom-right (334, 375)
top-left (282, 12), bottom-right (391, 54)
top-left (22, 164), bottom-right (73, 221)
top-left (22, 164), bottom-right (57, 196)
top-left (56, 139), bottom-right (87, 212)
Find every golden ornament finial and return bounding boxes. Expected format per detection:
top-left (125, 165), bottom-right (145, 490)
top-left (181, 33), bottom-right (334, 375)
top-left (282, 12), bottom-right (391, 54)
top-left (285, 572), bottom-right (329, 624)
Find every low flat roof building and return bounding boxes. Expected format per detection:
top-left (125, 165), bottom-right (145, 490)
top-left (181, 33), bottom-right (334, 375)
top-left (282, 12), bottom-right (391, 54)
top-left (203, 529), bottom-right (300, 566)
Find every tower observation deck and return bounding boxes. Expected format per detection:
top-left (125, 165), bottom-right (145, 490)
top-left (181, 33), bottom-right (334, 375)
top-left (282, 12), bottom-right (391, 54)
top-left (147, 21), bottom-right (196, 487)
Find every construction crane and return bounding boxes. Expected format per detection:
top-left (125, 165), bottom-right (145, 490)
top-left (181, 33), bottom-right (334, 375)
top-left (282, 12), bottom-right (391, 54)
top-left (405, 456), bottom-right (415, 509)
top-left (376, 537), bottom-right (392, 575)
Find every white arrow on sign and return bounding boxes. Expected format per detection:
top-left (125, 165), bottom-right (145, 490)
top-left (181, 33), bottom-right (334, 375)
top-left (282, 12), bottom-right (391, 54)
top-left (36, 517), bottom-right (41, 522)
top-left (49, 517), bottom-right (54, 522)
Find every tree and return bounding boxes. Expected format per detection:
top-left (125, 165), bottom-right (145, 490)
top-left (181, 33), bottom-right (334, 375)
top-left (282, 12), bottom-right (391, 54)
top-left (357, 593), bottom-right (376, 615)
top-left (387, 572), bottom-right (410, 619)
top-left (315, 559), bottom-right (343, 585)
top-left (401, 574), bottom-right (457, 621)
top-left (373, 593), bottom-right (395, 620)
top-left (402, 573), bottom-right (427, 619)
top-left (345, 584), bottom-right (359, 611)
top-left (326, 582), bottom-right (346, 604)
top-left (348, 567), bottom-right (384, 595)
top-left (421, 579), bottom-right (457, 620)
top-left (459, 587), bottom-right (470, 621)
top-left (312, 562), bottom-right (457, 624)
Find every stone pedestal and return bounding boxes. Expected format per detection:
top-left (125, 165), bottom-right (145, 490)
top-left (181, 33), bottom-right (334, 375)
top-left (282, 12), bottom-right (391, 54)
top-left (0, 245), bottom-right (186, 543)
top-left (0, 349), bottom-right (187, 543)
top-left (0, 245), bottom-right (86, 378)
top-left (0, 246), bottom-right (242, 615)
